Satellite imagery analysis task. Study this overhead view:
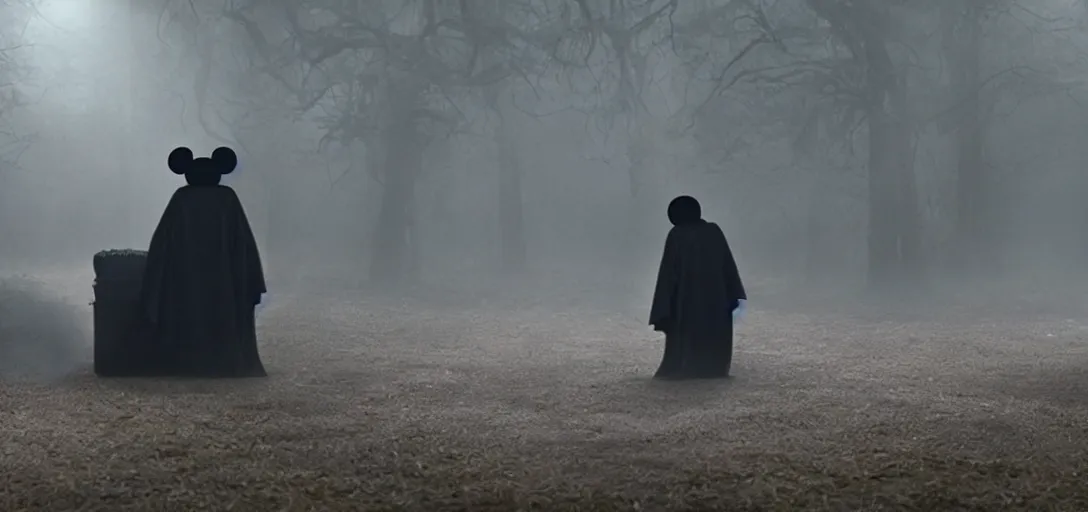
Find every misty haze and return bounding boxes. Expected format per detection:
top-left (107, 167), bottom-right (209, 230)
top-left (2, 0), bottom-right (1088, 509)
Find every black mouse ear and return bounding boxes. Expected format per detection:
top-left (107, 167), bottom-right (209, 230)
top-left (211, 147), bottom-right (237, 175)
top-left (168, 147), bottom-right (193, 175)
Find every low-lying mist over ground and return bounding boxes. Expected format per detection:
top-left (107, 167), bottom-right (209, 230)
top-left (2, 0), bottom-right (1088, 509)
top-left (0, 275), bottom-right (86, 380)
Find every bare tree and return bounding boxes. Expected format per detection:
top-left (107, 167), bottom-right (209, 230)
top-left (573, 0), bottom-right (678, 195)
top-left (692, 1), bottom-right (934, 288)
top-left (0, 0), bottom-right (40, 261)
top-left (539, 0), bottom-right (688, 264)
top-left (212, 0), bottom-right (568, 284)
top-left (943, 2), bottom-right (989, 276)
top-left (936, 0), bottom-right (1085, 274)
top-left (0, 0), bottom-right (38, 174)
top-left (731, 0), bottom-right (1087, 288)
top-left (461, 1), bottom-right (553, 274)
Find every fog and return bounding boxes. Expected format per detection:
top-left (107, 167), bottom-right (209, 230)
top-left (6, 3), bottom-right (1088, 507)
top-left (3, 0), bottom-right (1088, 378)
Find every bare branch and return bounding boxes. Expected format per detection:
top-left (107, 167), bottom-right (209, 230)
top-left (686, 34), bottom-right (771, 128)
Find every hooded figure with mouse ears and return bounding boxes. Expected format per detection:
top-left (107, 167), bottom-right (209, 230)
top-left (138, 146), bottom-right (267, 377)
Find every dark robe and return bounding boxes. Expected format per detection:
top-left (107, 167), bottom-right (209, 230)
top-left (139, 185), bottom-right (267, 377)
top-left (649, 219), bottom-right (746, 379)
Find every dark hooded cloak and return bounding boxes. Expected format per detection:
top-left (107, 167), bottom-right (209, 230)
top-left (139, 146), bottom-right (267, 377)
top-left (649, 195), bottom-right (746, 379)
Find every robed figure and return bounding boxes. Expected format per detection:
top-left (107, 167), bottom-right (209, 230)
top-left (649, 196), bottom-right (746, 379)
top-left (139, 146), bottom-right (267, 377)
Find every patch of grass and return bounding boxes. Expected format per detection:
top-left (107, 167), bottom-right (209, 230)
top-left (1, 294), bottom-right (1087, 511)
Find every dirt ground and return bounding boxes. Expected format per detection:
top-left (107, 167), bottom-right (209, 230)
top-left (3, 281), bottom-right (1088, 511)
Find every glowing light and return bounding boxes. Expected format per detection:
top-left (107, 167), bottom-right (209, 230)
top-left (39, 0), bottom-right (95, 29)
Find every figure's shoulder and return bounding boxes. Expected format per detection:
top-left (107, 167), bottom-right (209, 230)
top-left (702, 221), bottom-right (726, 236)
top-left (668, 220), bottom-right (723, 237)
top-left (665, 224), bottom-right (684, 240)
top-left (210, 185), bottom-right (244, 206)
top-left (665, 223), bottom-right (698, 246)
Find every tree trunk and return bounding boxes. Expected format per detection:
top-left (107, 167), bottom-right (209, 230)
top-left (264, 166), bottom-right (294, 278)
top-left (805, 176), bottom-right (833, 282)
top-left (625, 129), bottom-right (655, 255)
top-left (492, 90), bottom-right (527, 273)
top-left (950, 6), bottom-right (990, 275)
top-left (864, 32), bottom-right (923, 292)
top-left (496, 125), bottom-right (527, 273)
top-left (866, 105), bottom-right (901, 288)
top-left (369, 120), bottom-right (423, 285)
